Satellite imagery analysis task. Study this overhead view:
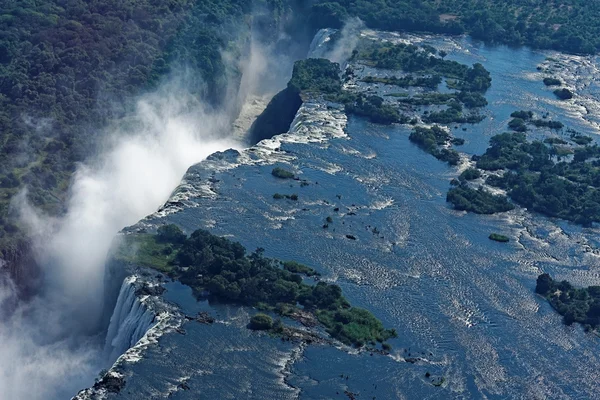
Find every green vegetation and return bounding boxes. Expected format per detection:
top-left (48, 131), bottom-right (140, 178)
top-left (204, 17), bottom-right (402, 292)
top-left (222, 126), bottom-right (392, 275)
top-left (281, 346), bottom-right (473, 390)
top-left (409, 125), bottom-right (461, 165)
top-left (544, 137), bottom-right (568, 145)
top-left (531, 120), bottom-right (564, 130)
top-left (398, 92), bottom-right (486, 108)
top-left (282, 261), bottom-right (321, 277)
top-left (115, 233), bottom-right (177, 272)
top-left (347, 40), bottom-right (490, 124)
top-left (273, 193), bottom-right (298, 201)
top-left (0, 0), bottom-right (294, 266)
top-left (422, 102), bottom-right (484, 124)
top-left (489, 233), bottom-right (509, 242)
top-left (510, 110), bottom-right (533, 120)
top-left (316, 307), bottom-right (395, 348)
top-left (459, 168), bottom-right (481, 181)
top-left (272, 167), bottom-right (295, 179)
top-left (508, 118), bottom-right (528, 132)
top-left (288, 58), bottom-right (343, 94)
top-left (508, 111), bottom-right (563, 132)
top-left (554, 88), bottom-right (574, 100)
top-left (446, 184), bottom-right (515, 214)
top-left (343, 94), bottom-right (406, 124)
top-left (536, 273), bottom-right (600, 330)
top-left (361, 74), bottom-right (442, 89)
top-left (356, 41), bottom-right (491, 93)
top-left (311, 0), bottom-right (600, 54)
top-left (249, 314), bottom-right (274, 330)
top-left (543, 77), bottom-right (562, 86)
top-left (470, 131), bottom-right (600, 225)
top-left (122, 226), bottom-right (396, 347)
top-left (570, 134), bottom-right (593, 145)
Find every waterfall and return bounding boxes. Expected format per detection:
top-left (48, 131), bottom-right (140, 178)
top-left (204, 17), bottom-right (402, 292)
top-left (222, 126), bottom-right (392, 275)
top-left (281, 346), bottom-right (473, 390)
top-left (308, 28), bottom-right (337, 58)
top-left (103, 277), bottom-right (155, 364)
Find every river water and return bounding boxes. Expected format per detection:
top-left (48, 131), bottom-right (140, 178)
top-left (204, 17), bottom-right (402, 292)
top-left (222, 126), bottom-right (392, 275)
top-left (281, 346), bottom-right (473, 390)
top-left (100, 32), bottom-right (600, 399)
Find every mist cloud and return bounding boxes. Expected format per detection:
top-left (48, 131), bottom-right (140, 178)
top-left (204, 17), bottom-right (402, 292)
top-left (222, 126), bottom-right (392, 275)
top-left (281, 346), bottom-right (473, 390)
top-left (0, 20), bottom-right (298, 399)
top-left (0, 74), bottom-right (239, 399)
top-left (322, 18), bottom-right (365, 66)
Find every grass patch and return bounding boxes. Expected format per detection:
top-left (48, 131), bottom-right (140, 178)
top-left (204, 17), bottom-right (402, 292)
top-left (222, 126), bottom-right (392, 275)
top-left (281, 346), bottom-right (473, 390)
top-left (114, 234), bottom-right (178, 272)
top-left (489, 233), bottom-right (510, 242)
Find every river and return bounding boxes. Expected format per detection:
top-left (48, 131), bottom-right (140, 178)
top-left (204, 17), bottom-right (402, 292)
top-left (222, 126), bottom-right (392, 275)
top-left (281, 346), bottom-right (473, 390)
top-left (82, 30), bottom-right (600, 399)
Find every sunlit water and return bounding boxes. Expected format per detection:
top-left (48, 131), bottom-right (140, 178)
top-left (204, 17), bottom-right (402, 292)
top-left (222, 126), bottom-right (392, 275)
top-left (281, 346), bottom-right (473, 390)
top-left (101, 34), bottom-right (600, 399)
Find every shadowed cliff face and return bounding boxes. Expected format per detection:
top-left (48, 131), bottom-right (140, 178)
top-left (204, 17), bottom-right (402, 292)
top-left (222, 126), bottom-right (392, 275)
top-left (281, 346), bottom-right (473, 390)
top-left (247, 86), bottom-right (303, 145)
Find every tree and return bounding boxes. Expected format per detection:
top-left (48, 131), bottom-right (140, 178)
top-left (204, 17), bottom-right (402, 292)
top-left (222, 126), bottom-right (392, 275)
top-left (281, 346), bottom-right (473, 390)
top-left (536, 273), bottom-right (553, 295)
top-left (156, 224), bottom-right (186, 244)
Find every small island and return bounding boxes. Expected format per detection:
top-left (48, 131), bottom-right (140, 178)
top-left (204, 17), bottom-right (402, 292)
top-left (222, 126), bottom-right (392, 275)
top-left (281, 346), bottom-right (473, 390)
top-left (489, 233), bottom-right (509, 243)
top-left (536, 273), bottom-right (600, 331)
top-left (409, 125), bottom-right (461, 165)
top-left (507, 110), bottom-right (563, 132)
top-left (446, 184), bottom-right (514, 214)
top-left (543, 77), bottom-right (561, 86)
top-left (272, 167), bottom-right (295, 179)
top-left (248, 314), bottom-right (274, 330)
top-left (117, 225), bottom-right (397, 349)
top-left (553, 88), bottom-right (573, 100)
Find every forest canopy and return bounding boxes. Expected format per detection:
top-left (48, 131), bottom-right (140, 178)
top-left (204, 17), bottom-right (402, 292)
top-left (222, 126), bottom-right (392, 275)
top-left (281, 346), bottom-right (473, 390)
top-left (117, 225), bottom-right (397, 348)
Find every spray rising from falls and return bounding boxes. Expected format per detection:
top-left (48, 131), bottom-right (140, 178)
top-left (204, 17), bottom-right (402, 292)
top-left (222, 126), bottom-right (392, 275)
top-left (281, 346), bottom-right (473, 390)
top-left (0, 76), bottom-right (238, 400)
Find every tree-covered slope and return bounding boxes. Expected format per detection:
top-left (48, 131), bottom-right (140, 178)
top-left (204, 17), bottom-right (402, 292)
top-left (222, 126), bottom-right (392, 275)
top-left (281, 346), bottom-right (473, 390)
top-left (0, 0), bottom-right (291, 272)
top-left (310, 0), bottom-right (600, 54)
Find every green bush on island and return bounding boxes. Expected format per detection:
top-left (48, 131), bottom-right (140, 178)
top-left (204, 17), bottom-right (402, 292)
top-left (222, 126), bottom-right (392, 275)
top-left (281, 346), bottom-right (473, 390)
top-left (446, 184), bottom-right (515, 214)
top-left (489, 233), bottom-right (509, 242)
top-left (459, 168), bottom-right (482, 181)
top-left (273, 193), bottom-right (298, 201)
top-left (508, 118), bottom-right (528, 132)
top-left (122, 226), bottom-right (396, 347)
top-left (554, 88), bottom-right (574, 100)
top-left (308, 0), bottom-right (600, 55)
top-left (282, 261), bottom-right (321, 277)
top-left (543, 77), bottom-right (562, 86)
top-left (544, 137), bottom-right (568, 145)
top-left (156, 224), bottom-right (187, 245)
top-left (409, 125), bottom-right (461, 165)
top-left (423, 108), bottom-right (484, 124)
top-left (475, 132), bottom-right (535, 171)
top-left (536, 273), bottom-right (600, 330)
top-left (355, 41), bottom-right (491, 93)
top-left (399, 91), bottom-right (487, 108)
top-left (456, 90), bottom-right (488, 108)
top-left (249, 314), bottom-right (274, 330)
top-left (272, 167), bottom-right (295, 179)
top-left (288, 58), bottom-right (343, 95)
top-left (361, 74), bottom-right (442, 89)
top-left (469, 131), bottom-right (600, 225)
top-left (570, 134), bottom-right (593, 145)
top-left (531, 120), bottom-right (564, 130)
top-left (510, 110), bottom-right (533, 120)
top-left (343, 94), bottom-right (407, 125)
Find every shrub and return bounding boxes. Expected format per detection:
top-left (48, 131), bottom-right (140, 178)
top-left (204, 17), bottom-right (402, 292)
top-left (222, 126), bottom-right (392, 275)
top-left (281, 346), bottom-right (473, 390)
top-left (543, 77), bottom-right (561, 86)
top-left (554, 88), bottom-right (573, 100)
top-left (156, 224), bottom-right (186, 244)
top-left (249, 314), bottom-right (273, 330)
top-left (489, 233), bottom-right (510, 242)
top-left (272, 167), bottom-right (294, 179)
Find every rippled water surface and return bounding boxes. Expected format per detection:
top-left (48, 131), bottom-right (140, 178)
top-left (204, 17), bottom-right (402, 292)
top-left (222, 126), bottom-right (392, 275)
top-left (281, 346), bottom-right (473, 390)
top-left (114, 35), bottom-right (600, 399)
